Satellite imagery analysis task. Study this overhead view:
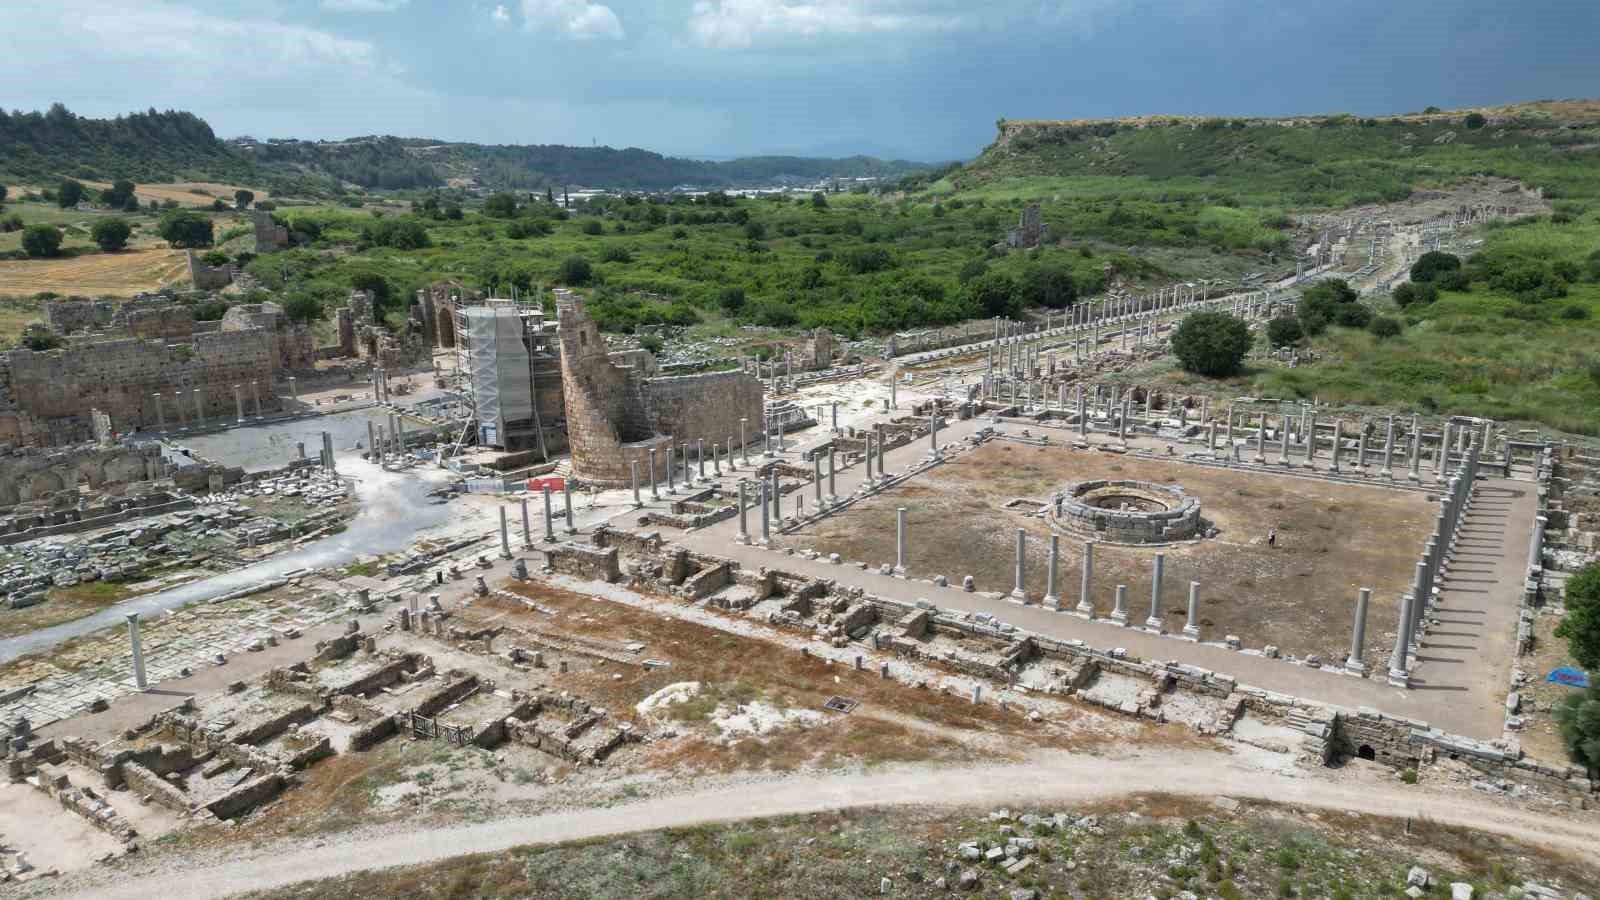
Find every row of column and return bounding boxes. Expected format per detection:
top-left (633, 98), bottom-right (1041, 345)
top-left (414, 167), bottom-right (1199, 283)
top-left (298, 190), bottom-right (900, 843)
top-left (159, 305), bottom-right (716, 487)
top-left (1387, 442), bottom-right (1479, 687)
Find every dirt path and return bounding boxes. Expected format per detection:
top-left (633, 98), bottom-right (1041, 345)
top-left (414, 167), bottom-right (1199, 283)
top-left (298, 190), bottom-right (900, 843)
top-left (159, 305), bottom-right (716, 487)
top-left (39, 749), bottom-right (1600, 900)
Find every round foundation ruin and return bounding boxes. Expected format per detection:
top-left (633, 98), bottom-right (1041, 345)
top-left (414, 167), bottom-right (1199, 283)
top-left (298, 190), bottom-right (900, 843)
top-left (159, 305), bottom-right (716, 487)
top-left (1051, 479), bottom-right (1202, 544)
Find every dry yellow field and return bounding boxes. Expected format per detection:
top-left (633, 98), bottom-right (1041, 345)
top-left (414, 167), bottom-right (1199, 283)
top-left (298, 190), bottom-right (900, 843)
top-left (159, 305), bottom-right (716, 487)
top-left (46, 181), bottom-right (270, 208)
top-left (0, 248), bottom-right (188, 297)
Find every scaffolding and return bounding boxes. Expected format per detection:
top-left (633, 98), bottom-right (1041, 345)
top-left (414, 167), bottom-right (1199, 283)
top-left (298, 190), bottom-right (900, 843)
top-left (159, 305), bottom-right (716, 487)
top-left (454, 299), bottom-right (547, 454)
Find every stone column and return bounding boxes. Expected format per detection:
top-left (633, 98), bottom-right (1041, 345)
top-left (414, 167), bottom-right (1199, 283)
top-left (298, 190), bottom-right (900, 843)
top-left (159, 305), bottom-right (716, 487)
top-left (288, 376), bottom-right (298, 402)
top-left (542, 484), bottom-right (556, 542)
top-left (322, 431), bottom-right (334, 474)
top-left (697, 438), bottom-right (707, 481)
top-left (194, 386), bottom-right (204, 424)
top-left (830, 402), bottom-right (838, 431)
top-left (1346, 588), bottom-right (1371, 673)
top-left (649, 448), bottom-right (660, 500)
top-left (1043, 534), bottom-right (1061, 609)
top-left (929, 415), bottom-right (939, 453)
top-left (1304, 415), bottom-right (1317, 467)
top-left (520, 497), bottom-right (532, 548)
top-left (736, 480), bottom-right (750, 544)
top-left (153, 393), bottom-right (164, 430)
top-left (1529, 515), bottom-right (1547, 575)
top-left (126, 613), bottom-right (147, 690)
top-left (770, 468), bottom-right (781, 521)
top-left (1409, 430), bottom-right (1422, 481)
top-left (667, 442), bottom-right (677, 494)
top-left (813, 453), bottom-right (824, 505)
top-left (1074, 540), bottom-right (1096, 615)
top-left (1145, 554), bottom-right (1165, 631)
top-left (1436, 422), bottom-right (1450, 483)
top-left (890, 373), bottom-right (898, 409)
top-left (713, 443), bottom-right (722, 476)
top-left (895, 507), bottom-right (908, 575)
top-left (1111, 584), bottom-right (1129, 625)
top-left (827, 446), bottom-right (838, 502)
top-left (740, 418), bottom-right (749, 464)
top-left (876, 424), bottom-right (887, 475)
top-left (1183, 582), bottom-right (1201, 639)
top-left (1328, 419), bottom-right (1342, 472)
top-left (863, 433), bottom-right (874, 481)
top-left (1010, 529), bottom-right (1027, 601)
top-left (251, 381), bottom-right (262, 418)
top-left (368, 420), bottom-right (379, 463)
top-left (1253, 412), bottom-right (1266, 463)
top-left (563, 478), bottom-right (576, 534)
top-left (1355, 431), bottom-right (1367, 472)
top-left (498, 505), bottom-right (512, 558)
top-left (630, 461), bottom-right (641, 507)
top-left (233, 384), bottom-right (246, 423)
top-left (1380, 416), bottom-right (1395, 478)
top-left (759, 480), bottom-right (771, 545)
top-left (1388, 593), bottom-right (1414, 687)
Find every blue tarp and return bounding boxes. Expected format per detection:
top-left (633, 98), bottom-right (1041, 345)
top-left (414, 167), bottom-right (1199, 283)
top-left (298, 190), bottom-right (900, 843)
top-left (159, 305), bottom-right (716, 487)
top-left (1546, 667), bottom-right (1590, 688)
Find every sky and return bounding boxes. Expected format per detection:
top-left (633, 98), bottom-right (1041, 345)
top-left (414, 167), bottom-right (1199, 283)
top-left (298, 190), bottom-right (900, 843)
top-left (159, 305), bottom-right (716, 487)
top-left (1, 0), bottom-right (1596, 161)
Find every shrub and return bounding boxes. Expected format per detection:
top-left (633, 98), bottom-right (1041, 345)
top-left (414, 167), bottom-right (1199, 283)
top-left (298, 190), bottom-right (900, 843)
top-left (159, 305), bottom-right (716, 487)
top-left (1555, 684), bottom-right (1600, 772)
top-left (558, 256), bottom-right (593, 286)
top-left (957, 257), bottom-right (989, 283)
top-left (718, 286), bottom-right (746, 313)
top-left (0, 213), bottom-right (23, 233)
top-left (1435, 270), bottom-right (1471, 291)
top-left (1561, 305), bottom-right (1590, 321)
top-left (1266, 315), bottom-right (1303, 346)
top-left (581, 219), bottom-right (604, 235)
top-left (21, 224), bottom-right (62, 258)
top-left (1464, 112), bottom-right (1487, 129)
top-left (1171, 312), bottom-right (1252, 377)
top-left (600, 244), bottom-right (632, 263)
top-left (1393, 282), bottom-right (1438, 307)
top-left (1400, 767), bottom-right (1418, 784)
top-left (360, 217), bottom-right (429, 250)
top-left (1556, 563), bottom-right (1600, 671)
top-left (1368, 316), bottom-right (1402, 340)
top-left (638, 334), bottom-right (664, 354)
top-left (1017, 263), bottom-right (1076, 309)
top-left (1334, 303), bottom-right (1373, 328)
top-left (842, 246), bottom-right (893, 274)
top-left (57, 179), bottom-right (83, 208)
top-left (91, 218), bottom-right (131, 251)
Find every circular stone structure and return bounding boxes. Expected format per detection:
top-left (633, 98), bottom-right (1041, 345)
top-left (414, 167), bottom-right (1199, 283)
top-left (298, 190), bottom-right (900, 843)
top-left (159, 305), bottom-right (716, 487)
top-left (1051, 479), bottom-right (1202, 545)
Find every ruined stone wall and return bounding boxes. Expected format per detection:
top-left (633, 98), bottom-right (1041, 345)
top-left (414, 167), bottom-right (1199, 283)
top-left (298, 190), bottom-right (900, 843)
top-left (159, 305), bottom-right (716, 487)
top-left (186, 250), bottom-right (233, 291)
top-left (0, 443), bottom-right (164, 507)
top-left (643, 369), bottom-right (765, 455)
top-left (42, 299), bottom-right (116, 334)
top-left (251, 211), bottom-right (288, 252)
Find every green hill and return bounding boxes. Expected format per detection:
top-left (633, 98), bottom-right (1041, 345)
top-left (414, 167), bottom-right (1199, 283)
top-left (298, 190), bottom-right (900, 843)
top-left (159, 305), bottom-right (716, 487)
top-left (957, 99), bottom-right (1600, 207)
top-left (0, 104), bottom-right (254, 185)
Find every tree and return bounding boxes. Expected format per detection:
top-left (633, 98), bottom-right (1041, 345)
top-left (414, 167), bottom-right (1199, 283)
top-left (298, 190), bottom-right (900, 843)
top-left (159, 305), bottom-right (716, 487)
top-left (20, 329), bottom-right (63, 351)
top-left (484, 193), bottom-right (518, 218)
top-left (718, 286), bottom-right (746, 314)
top-left (1410, 251), bottom-right (1461, 283)
top-left (210, 198), bottom-right (228, 211)
top-left (350, 272), bottom-right (392, 309)
top-left (1393, 282), bottom-right (1438, 308)
top-left (91, 218), bottom-right (131, 251)
top-left (1464, 112), bottom-right (1487, 130)
top-left (743, 221), bottom-right (767, 241)
top-left (281, 292), bottom-right (324, 323)
top-left (0, 185), bottom-right (7, 204)
top-left (1171, 312), bottom-right (1252, 377)
top-left (21, 225), bottom-right (62, 258)
top-left (1368, 316), bottom-right (1402, 340)
top-left (638, 334), bottom-right (664, 354)
top-left (1556, 564), bottom-right (1600, 671)
top-left (811, 191), bottom-right (828, 210)
top-left (957, 257), bottom-right (989, 284)
top-left (581, 219), bottom-right (604, 235)
top-left (157, 209), bottom-right (214, 248)
top-left (964, 272), bottom-right (1019, 319)
top-left (100, 180), bottom-right (136, 208)
top-left (1017, 264), bottom-right (1076, 309)
top-left (57, 179), bottom-right (83, 208)
top-left (558, 256), bottom-right (593, 286)
top-left (234, 189), bottom-right (254, 209)
top-left (1266, 316), bottom-right (1304, 346)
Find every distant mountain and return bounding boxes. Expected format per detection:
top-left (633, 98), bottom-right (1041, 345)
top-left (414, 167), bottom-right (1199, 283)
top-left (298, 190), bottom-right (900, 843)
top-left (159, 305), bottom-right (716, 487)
top-left (0, 104), bottom-right (932, 195)
top-left (0, 104), bottom-right (253, 185)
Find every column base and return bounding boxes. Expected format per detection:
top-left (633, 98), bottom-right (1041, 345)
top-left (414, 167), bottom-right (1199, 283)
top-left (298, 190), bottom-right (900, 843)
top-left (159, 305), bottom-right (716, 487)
top-left (736, 533), bottom-right (751, 545)
top-left (892, 566), bottom-right (907, 577)
top-left (1143, 617), bottom-right (1165, 633)
top-left (1043, 595), bottom-right (1061, 610)
top-left (1380, 469), bottom-right (1394, 479)
top-left (1344, 658), bottom-right (1368, 675)
top-left (1387, 668), bottom-right (1411, 688)
top-left (1073, 602), bottom-right (1095, 619)
top-left (1008, 589), bottom-right (1028, 604)
top-left (1182, 625), bottom-right (1201, 640)
top-left (1109, 611), bottom-right (1130, 626)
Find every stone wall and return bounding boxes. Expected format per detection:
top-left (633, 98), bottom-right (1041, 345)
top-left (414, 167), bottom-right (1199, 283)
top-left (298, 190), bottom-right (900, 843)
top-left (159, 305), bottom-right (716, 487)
top-left (43, 299), bottom-right (117, 334)
top-left (0, 328), bottom-right (280, 446)
top-left (642, 370), bottom-right (765, 457)
top-left (545, 542), bottom-right (622, 583)
top-left (186, 250), bottom-right (233, 291)
top-left (252, 211), bottom-right (289, 252)
top-left (0, 443), bottom-right (164, 507)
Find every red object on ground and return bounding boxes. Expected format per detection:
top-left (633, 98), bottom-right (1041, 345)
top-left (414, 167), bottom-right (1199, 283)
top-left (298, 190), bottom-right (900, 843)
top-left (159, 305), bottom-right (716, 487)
top-left (527, 476), bottom-right (566, 492)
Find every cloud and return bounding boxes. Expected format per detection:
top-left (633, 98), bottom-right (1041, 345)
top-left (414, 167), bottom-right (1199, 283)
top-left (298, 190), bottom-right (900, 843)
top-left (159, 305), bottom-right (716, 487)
top-left (491, 4), bottom-right (512, 24)
top-left (322, 0), bottom-right (410, 11)
top-left (687, 0), bottom-right (965, 48)
top-left (520, 0), bottom-right (625, 39)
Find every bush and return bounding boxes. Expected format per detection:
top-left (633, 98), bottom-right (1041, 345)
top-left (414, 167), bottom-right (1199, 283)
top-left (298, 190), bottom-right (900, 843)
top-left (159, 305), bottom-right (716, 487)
top-left (1400, 767), bottom-right (1418, 785)
top-left (21, 224), bottom-right (62, 257)
top-left (964, 272), bottom-right (1019, 319)
top-left (1555, 684), bottom-right (1600, 771)
top-left (0, 213), bottom-right (23, 233)
top-left (600, 244), bottom-right (632, 263)
top-left (1411, 251), bottom-right (1461, 283)
top-left (281, 292), bottom-right (324, 323)
top-left (1556, 564), bottom-right (1600, 671)
top-left (1266, 316), bottom-right (1303, 346)
top-left (1435, 270), bottom-right (1471, 291)
top-left (1368, 316), bottom-right (1402, 340)
top-left (57, 179), bottom-right (83, 208)
top-left (558, 256), bottom-right (593, 286)
top-left (1017, 264), bottom-right (1076, 309)
top-left (717, 286), bottom-right (746, 314)
top-left (350, 272), bottom-right (392, 309)
top-left (91, 218), bottom-right (131, 251)
top-left (361, 217), bottom-right (429, 250)
top-left (1334, 303), bottom-right (1373, 328)
top-left (748, 299), bottom-right (797, 327)
top-left (1171, 312), bottom-right (1252, 377)
top-left (1393, 282), bottom-right (1438, 308)
top-left (957, 257), bottom-right (988, 284)
top-left (581, 219), bottom-right (604, 235)
top-left (1561, 305), bottom-right (1590, 321)
top-left (638, 333), bottom-right (664, 354)
top-left (1464, 112), bottom-right (1487, 130)
top-left (156, 209), bottom-right (214, 248)
top-left (842, 246), bottom-right (893, 274)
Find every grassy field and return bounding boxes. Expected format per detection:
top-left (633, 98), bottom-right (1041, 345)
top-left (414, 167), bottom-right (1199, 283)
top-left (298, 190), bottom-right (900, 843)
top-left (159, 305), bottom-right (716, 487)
top-left (0, 247), bottom-right (189, 299)
top-left (233, 796), bottom-right (1600, 900)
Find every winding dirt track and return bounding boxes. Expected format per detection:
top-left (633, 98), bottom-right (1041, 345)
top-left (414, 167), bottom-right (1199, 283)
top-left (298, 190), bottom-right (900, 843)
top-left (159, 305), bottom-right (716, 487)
top-left (49, 749), bottom-right (1600, 900)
